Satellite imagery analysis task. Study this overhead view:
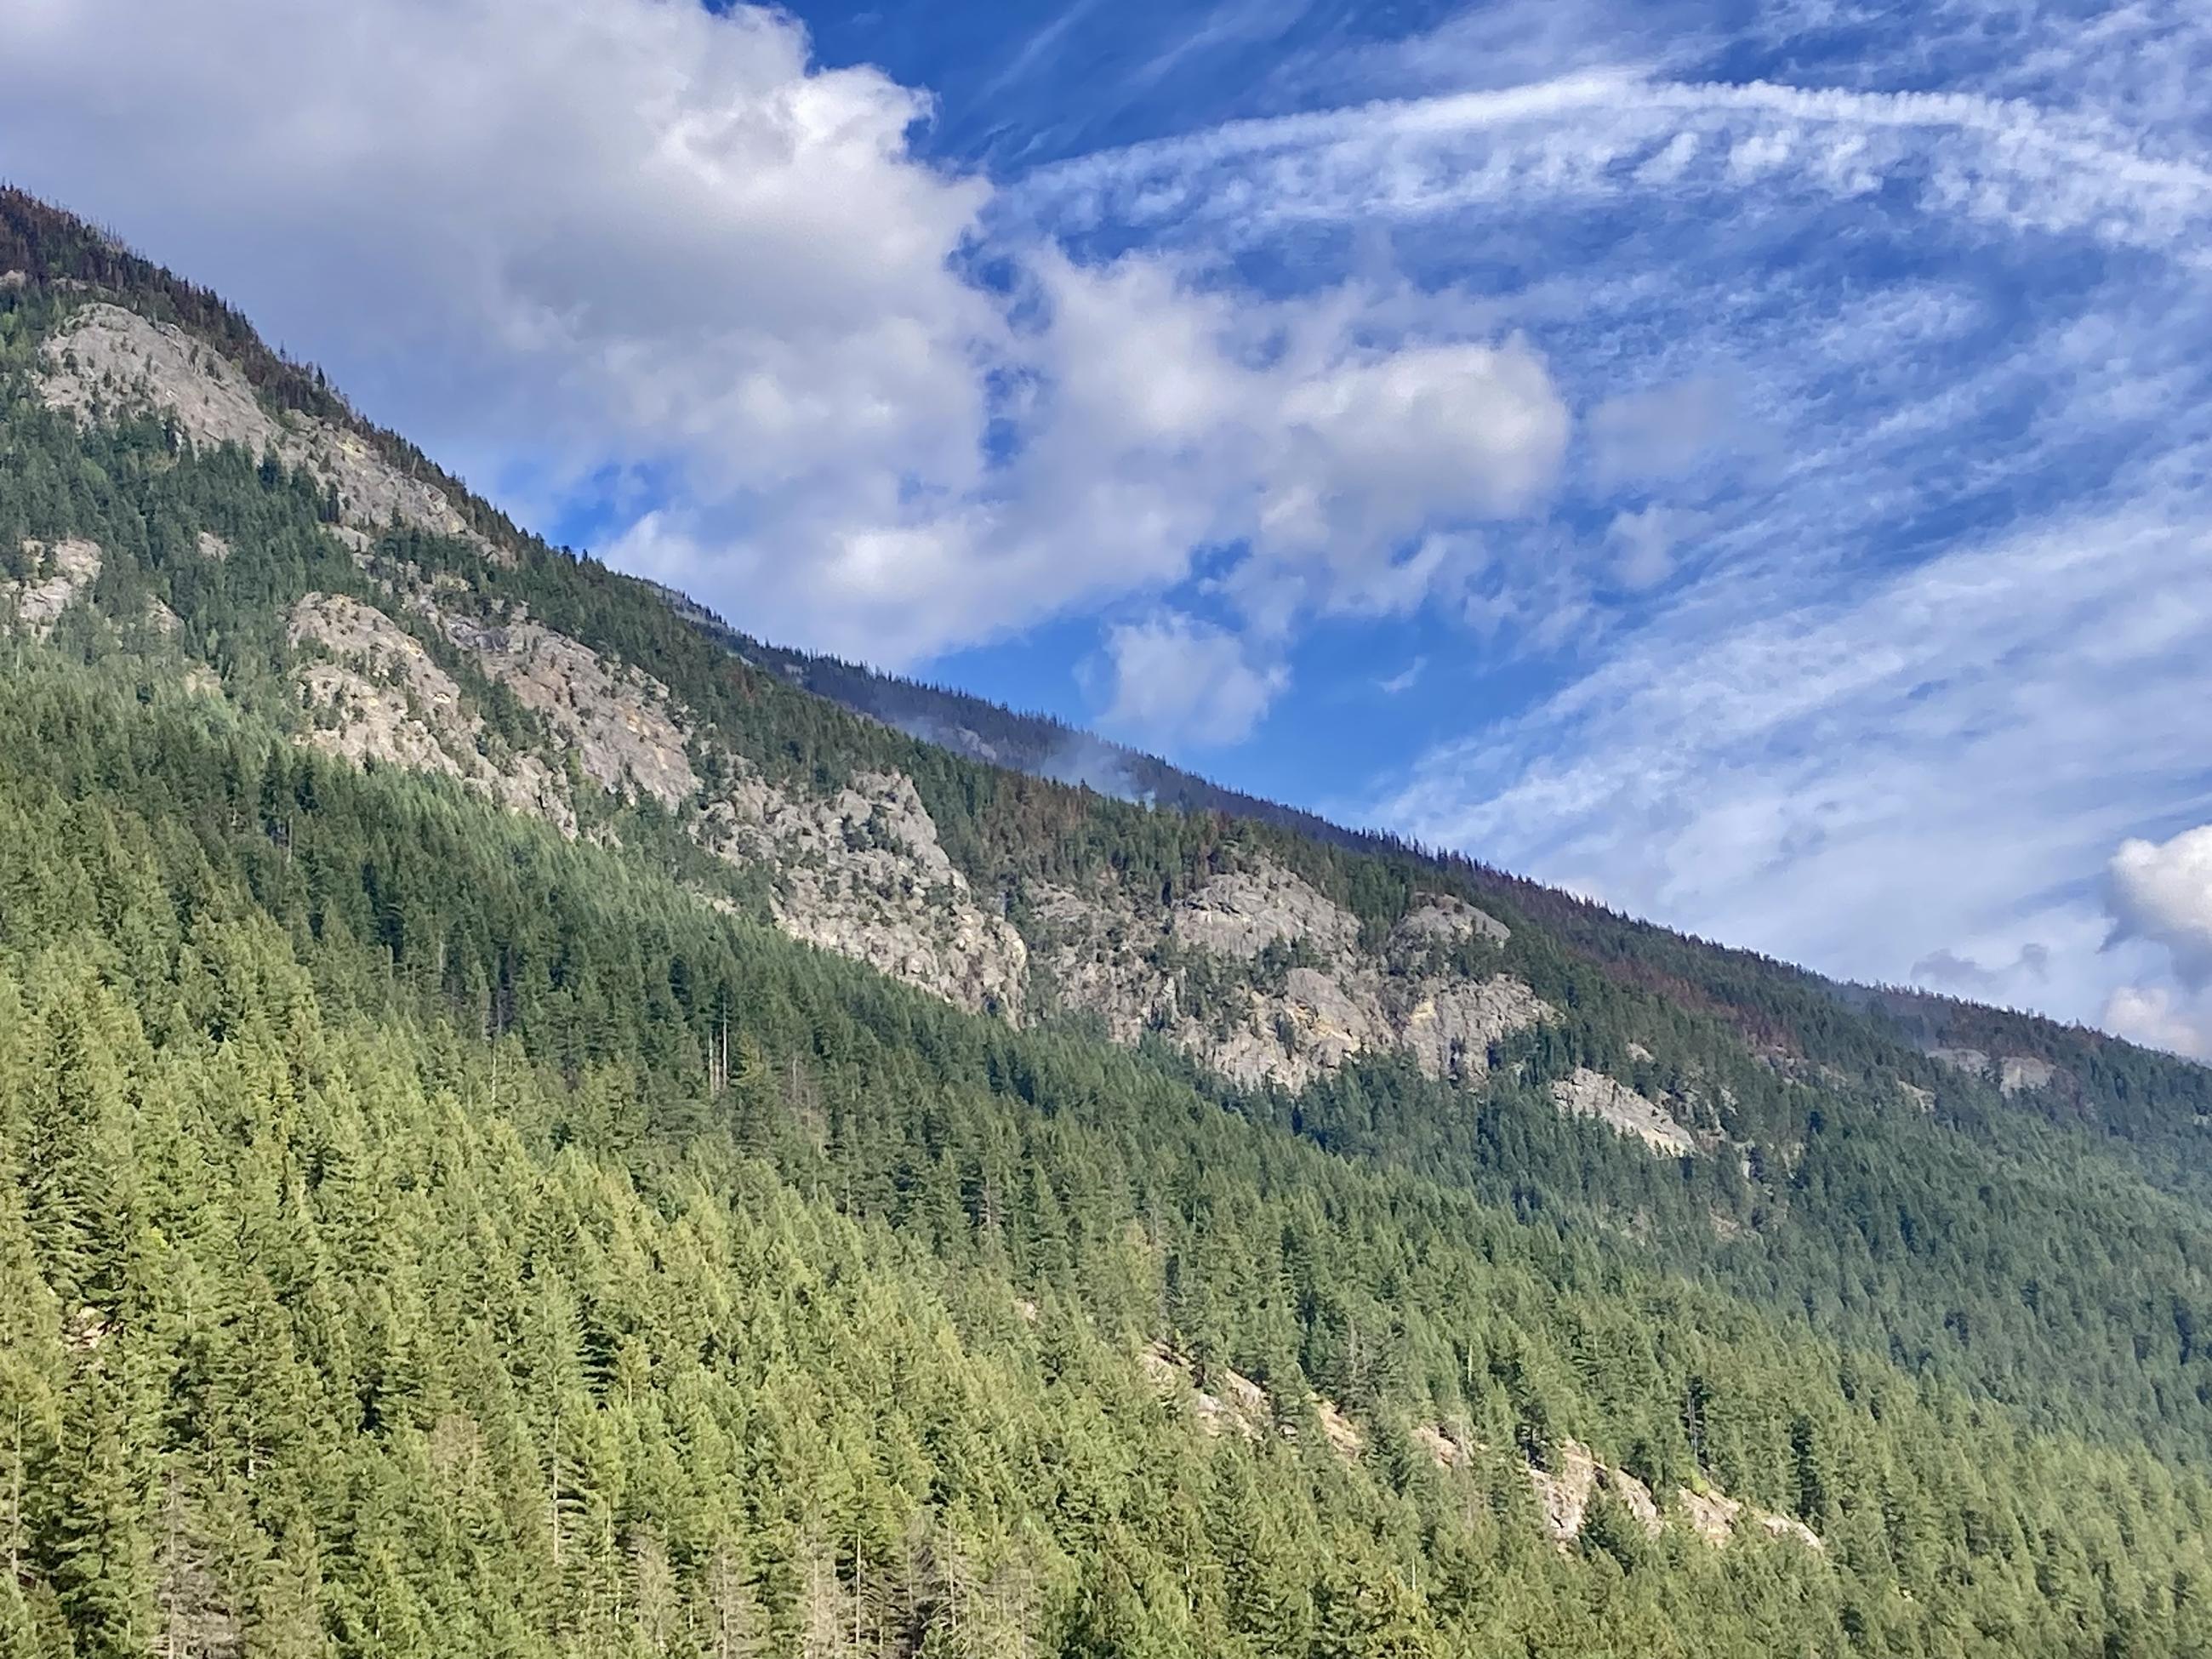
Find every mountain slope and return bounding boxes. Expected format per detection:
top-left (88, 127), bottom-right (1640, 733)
top-left (7, 188), bottom-right (2212, 1657)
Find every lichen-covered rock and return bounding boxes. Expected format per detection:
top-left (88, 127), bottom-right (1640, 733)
top-left (1032, 855), bottom-right (1548, 1092)
top-left (1400, 978), bottom-right (1548, 1080)
top-left (1138, 1343), bottom-right (1275, 1443)
top-left (1530, 1440), bottom-right (1599, 1543)
top-left (1172, 861), bottom-right (1359, 959)
top-left (1756, 1511), bottom-right (1825, 1549)
top-left (442, 611), bottom-right (699, 807)
top-left (1927, 1043), bottom-right (1993, 1077)
top-left (288, 594), bottom-right (572, 832)
top-left (39, 304), bottom-right (494, 556)
top-left (1605, 1467), bottom-right (1665, 1536)
top-left (1412, 1423), bottom-right (1465, 1469)
top-left (1679, 1485), bottom-right (1742, 1546)
top-left (704, 767), bottom-right (1028, 1020)
top-left (1390, 894), bottom-right (1511, 949)
top-left (4, 539), bottom-right (101, 637)
top-left (1549, 1067), bottom-right (1700, 1156)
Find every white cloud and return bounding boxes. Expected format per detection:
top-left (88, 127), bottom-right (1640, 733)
top-left (2102, 983), bottom-right (2212, 1061)
top-left (1015, 67), bottom-right (2212, 262)
top-left (2107, 825), bottom-right (2212, 988)
top-left (1910, 943), bottom-right (2050, 1001)
top-left (1378, 656), bottom-right (1428, 694)
top-left (0, 0), bottom-right (1572, 675)
top-left (1373, 506), bottom-right (2212, 1029)
top-left (1605, 505), bottom-right (1699, 590)
top-left (1589, 381), bottom-right (1732, 485)
top-left (1022, 254), bottom-right (1570, 646)
top-left (1004, 5), bottom-right (2212, 1046)
top-left (1100, 613), bottom-right (1288, 748)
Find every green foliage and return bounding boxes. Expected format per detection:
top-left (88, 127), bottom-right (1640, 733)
top-left (9, 190), bottom-right (2212, 1656)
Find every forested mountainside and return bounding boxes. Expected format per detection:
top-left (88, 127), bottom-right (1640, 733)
top-left (9, 187), bottom-right (2212, 1658)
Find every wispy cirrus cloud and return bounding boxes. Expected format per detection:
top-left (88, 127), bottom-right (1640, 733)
top-left (9, 0), bottom-right (2212, 1047)
top-left (998, 0), bottom-right (2212, 1040)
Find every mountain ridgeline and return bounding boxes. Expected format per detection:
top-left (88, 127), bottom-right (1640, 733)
top-left (7, 187), bottom-right (2212, 1658)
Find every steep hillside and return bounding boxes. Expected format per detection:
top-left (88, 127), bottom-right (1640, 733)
top-left (9, 188), bottom-right (2212, 1657)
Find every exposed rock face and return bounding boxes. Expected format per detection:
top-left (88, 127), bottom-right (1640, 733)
top-left (1400, 978), bottom-right (1552, 1081)
top-left (39, 304), bottom-right (493, 556)
top-left (1529, 1447), bottom-right (1665, 1542)
top-left (283, 584), bottom-right (1023, 1020)
top-left (1173, 862), bottom-right (1359, 959)
top-left (442, 611), bottom-right (699, 807)
top-left (1312, 1395), bottom-right (1365, 1459)
top-left (287, 594), bottom-right (572, 832)
top-left (1525, 1441), bottom-right (1821, 1553)
top-left (1928, 1044), bottom-right (1993, 1077)
top-left (1140, 1342), bottom-right (1272, 1442)
top-left (1757, 1510), bottom-right (1825, 1548)
top-left (1549, 1067), bottom-right (1700, 1156)
top-left (1138, 1343), bottom-right (1368, 1462)
top-left (1034, 857), bottom-right (1546, 1092)
top-left (1673, 1485), bottom-right (1823, 1550)
top-left (1530, 1440), bottom-right (1599, 1543)
top-left (1413, 1422), bottom-right (1465, 1468)
top-left (1679, 1485), bottom-right (1742, 1546)
top-left (4, 539), bottom-right (101, 637)
top-left (1607, 1467), bottom-right (1665, 1535)
top-left (1927, 1044), bottom-right (2061, 1097)
top-left (1391, 894), bottom-right (1511, 948)
top-left (704, 767), bottom-right (1028, 1020)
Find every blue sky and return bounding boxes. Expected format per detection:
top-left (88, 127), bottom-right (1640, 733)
top-left (7, 0), bottom-right (2212, 1051)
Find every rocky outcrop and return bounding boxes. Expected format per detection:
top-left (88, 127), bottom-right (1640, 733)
top-left (1529, 1440), bottom-right (1600, 1543)
top-left (1412, 1422), bottom-right (1467, 1469)
top-left (1172, 862), bottom-right (1359, 959)
top-left (1137, 1343), bottom-right (1368, 1462)
top-left (703, 767), bottom-right (1028, 1019)
top-left (288, 594), bottom-right (572, 831)
top-left (1549, 1067), bottom-right (1700, 1156)
top-left (1675, 1485), bottom-right (1822, 1551)
top-left (1927, 1044), bottom-right (2061, 1096)
top-left (442, 610), bottom-right (699, 807)
top-left (1033, 857), bottom-right (1545, 1092)
top-left (1389, 894), bottom-right (1511, 949)
top-left (4, 539), bottom-right (100, 637)
top-left (1140, 1342), bottom-right (1272, 1442)
top-left (1679, 1485), bottom-right (1741, 1546)
top-left (1527, 1441), bottom-right (1820, 1553)
top-left (39, 304), bottom-right (494, 556)
top-left (1529, 1450), bottom-right (1664, 1544)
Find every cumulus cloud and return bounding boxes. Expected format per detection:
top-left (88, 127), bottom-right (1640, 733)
top-left (1100, 613), bottom-right (1288, 748)
top-left (2107, 825), bottom-right (2212, 988)
top-left (1023, 254), bottom-right (1570, 643)
top-left (0, 0), bottom-right (1572, 673)
top-left (2102, 983), bottom-right (2212, 1061)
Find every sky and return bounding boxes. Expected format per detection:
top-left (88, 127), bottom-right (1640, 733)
top-left (6, 0), bottom-right (2212, 1051)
